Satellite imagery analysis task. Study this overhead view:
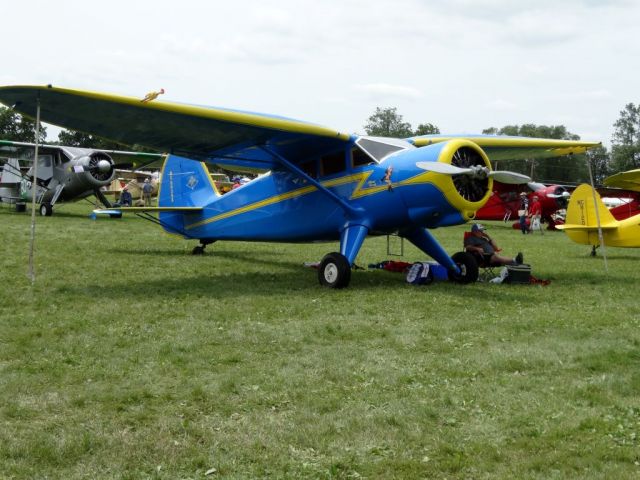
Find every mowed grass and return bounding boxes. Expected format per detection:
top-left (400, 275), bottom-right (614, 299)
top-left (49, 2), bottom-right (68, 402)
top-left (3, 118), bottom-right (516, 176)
top-left (1, 201), bottom-right (639, 479)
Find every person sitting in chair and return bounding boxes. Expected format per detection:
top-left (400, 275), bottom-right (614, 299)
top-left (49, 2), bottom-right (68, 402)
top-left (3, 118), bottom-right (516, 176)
top-left (118, 186), bottom-right (132, 207)
top-left (464, 223), bottom-right (523, 266)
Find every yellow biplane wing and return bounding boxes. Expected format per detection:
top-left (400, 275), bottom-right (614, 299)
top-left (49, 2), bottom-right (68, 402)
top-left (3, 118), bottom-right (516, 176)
top-left (602, 168), bottom-right (640, 192)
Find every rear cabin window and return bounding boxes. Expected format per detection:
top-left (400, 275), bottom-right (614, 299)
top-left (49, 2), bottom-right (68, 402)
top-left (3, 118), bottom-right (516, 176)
top-left (320, 151), bottom-right (345, 177)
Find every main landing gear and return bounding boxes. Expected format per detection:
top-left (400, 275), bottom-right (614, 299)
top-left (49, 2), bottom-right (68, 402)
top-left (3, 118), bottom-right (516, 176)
top-left (318, 252), bottom-right (351, 289)
top-left (447, 251), bottom-right (479, 284)
top-left (39, 203), bottom-right (53, 216)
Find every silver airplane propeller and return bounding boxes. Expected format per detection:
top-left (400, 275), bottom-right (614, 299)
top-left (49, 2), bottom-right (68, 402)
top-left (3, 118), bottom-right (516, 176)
top-left (416, 161), bottom-right (531, 184)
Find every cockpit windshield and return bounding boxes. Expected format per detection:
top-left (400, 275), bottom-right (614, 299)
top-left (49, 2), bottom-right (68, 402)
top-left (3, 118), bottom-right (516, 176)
top-left (354, 136), bottom-right (414, 163)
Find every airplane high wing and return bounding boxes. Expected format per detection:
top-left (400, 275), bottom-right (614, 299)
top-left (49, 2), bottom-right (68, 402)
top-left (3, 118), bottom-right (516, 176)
top-left (0, 85), bottom-right (350, 171)
top-left (603, 168), bottom-right (640, 192)
top-left (0, 85), bottom-right (601, 287)
top-left (411, 135), bottom-right (598, 160)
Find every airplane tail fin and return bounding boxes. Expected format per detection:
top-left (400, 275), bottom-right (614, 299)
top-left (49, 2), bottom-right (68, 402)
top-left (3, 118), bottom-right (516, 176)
top-left (157, 154), bottom-right (220, 235)
top-left (556, 184), bottom-right (617, 245)
top-left (562, 184), bottom-right (616, 228)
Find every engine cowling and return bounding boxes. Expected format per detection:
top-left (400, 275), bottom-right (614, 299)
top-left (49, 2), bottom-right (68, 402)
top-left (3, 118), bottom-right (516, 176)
top-left (75, 152), bottom-right (115, 187)
top-left (413, 139), bottom-right (494, 221)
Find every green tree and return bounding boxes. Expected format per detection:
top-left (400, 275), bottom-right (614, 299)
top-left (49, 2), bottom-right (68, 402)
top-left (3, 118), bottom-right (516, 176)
top-left (413, 122), bottom-right (440, 136)
top-left (481, 123), bottom-right (588, 183)
top-left (364, 107), bottom-right (413, 137)
top-left (0, 106), bottom-right (47, 142)
top-left (610, 103), bottom-right (640, 172)
top-left (57, 129), bottom-right (131, 150)
top-left (586, 145), bottom-right (611, 185)
top-left (482, 124), bottom-right (579, 140)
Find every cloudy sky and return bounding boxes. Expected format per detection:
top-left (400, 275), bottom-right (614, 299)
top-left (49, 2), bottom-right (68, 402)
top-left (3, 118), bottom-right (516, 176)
top-left (2, 0), bottom-right (638, 146)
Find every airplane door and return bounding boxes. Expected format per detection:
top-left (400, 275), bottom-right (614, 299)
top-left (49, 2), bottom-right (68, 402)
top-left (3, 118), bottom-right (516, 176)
top-left (35, 154), bottom-right (54, 182)
top-left (26, 154), bottom-right (54, 182)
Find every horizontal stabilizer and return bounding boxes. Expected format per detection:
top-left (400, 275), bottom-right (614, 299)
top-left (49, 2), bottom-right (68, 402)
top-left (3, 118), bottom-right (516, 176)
top-left (93, 206), bottom-right (203, 214)
top-left (556, 224), bottom-right (617, 231)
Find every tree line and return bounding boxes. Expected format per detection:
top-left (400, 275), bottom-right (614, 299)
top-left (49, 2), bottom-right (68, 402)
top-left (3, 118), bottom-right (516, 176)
top-left (2, 103), bottom-right (640, 185)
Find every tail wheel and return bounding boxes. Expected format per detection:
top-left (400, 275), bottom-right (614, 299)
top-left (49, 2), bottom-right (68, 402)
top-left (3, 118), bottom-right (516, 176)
top-left (318, 252), bottom-right (351, 289)
top-left (448, 251), bottom-right (479, 284)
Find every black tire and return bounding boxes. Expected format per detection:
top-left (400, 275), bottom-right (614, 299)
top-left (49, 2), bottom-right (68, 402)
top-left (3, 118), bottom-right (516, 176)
top-left (15, 202), bottom-right (26, 213)
top-left (447, 251), bottom-right (479, 284)
top-left (39, 203), bottom-right (52, 216)
top-left (318, 252), bottom-right (351, 288)
top-left (192, 245), bottom-right (205, 255)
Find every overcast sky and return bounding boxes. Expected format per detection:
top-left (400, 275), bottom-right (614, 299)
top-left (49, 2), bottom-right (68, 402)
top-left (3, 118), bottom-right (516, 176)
top-left (2, 0), bottom-right (638, 147)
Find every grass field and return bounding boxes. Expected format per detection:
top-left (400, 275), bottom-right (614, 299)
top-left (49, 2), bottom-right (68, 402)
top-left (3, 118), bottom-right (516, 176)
top-left (1, 201), bottom-right (639, 479)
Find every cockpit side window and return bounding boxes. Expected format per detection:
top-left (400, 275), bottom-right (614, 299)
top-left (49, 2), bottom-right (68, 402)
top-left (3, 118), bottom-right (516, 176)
top-left (351, 147), bottom-right (372, 168)
top-left (320, 150), bottom-right (345, 177)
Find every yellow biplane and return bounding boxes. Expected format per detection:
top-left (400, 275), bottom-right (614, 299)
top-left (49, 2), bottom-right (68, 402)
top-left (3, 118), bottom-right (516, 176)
top-left (556, 182), bottom-right (640, 255)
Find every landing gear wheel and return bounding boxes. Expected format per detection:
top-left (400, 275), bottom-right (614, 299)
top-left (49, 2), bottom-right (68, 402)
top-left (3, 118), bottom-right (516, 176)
top-left (590, 245), bottom-right (597, 257)
top-left (191, 240), bottom-right (215, 256)
top-left (318, 252), bottom-right (351, 289)
top-left (39, 203), bottom-right (52, 216)
top-left (447, 251), bottom-right (479, 284)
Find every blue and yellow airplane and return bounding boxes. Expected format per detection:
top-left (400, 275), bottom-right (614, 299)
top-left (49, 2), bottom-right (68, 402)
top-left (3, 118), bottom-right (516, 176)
top-left (0, 85), bottom-right (600, 287)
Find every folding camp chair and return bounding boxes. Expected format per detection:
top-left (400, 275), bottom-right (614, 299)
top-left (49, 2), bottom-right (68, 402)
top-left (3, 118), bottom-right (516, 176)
top-left (463, 231), bottom-right (501, 282)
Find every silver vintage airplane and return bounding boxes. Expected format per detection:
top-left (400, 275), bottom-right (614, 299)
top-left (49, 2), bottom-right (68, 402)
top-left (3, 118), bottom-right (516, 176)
top-left (0, 139), bottom-right (163, 215)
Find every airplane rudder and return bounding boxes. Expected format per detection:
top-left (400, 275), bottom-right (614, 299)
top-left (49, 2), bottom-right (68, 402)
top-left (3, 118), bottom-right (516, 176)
top-left (159, 155), bottom-right (219, 208)
top-left (566, 184), bottom-right (615, 227)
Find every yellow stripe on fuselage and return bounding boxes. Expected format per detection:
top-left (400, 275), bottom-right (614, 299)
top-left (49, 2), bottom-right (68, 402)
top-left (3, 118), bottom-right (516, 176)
top-left (186, 184), bottom-right (316, 229)
top-left (184, 168), bottom-right (465, 230)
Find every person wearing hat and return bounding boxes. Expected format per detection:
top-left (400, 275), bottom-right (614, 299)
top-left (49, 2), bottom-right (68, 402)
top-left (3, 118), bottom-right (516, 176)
top-left (464, 223), bottom-right (523, 266)
top-left (142, 177), bottom-right (154, 206)
top-left (529, 195), bottom-right (543, 234)
top-left (118, 185), bottom-right (132, 207)
top-left (518, 191), bottom-right (530, 234)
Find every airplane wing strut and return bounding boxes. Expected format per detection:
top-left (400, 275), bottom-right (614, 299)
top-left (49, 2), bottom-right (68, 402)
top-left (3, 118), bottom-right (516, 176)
top-left (259, 145), bottom-right (363, 219)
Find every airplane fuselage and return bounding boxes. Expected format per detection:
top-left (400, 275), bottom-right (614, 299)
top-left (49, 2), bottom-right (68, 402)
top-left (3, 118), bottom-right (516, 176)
top-left (159, 139), bottom-right (492, 244)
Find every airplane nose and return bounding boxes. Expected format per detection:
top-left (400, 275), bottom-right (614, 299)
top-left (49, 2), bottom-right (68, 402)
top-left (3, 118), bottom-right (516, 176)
top-left (96, 159), bottom-right (111, 173)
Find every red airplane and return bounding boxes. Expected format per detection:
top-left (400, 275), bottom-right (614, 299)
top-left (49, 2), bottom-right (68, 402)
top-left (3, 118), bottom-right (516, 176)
top-left (474, 181), bottom-right (570, 230)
